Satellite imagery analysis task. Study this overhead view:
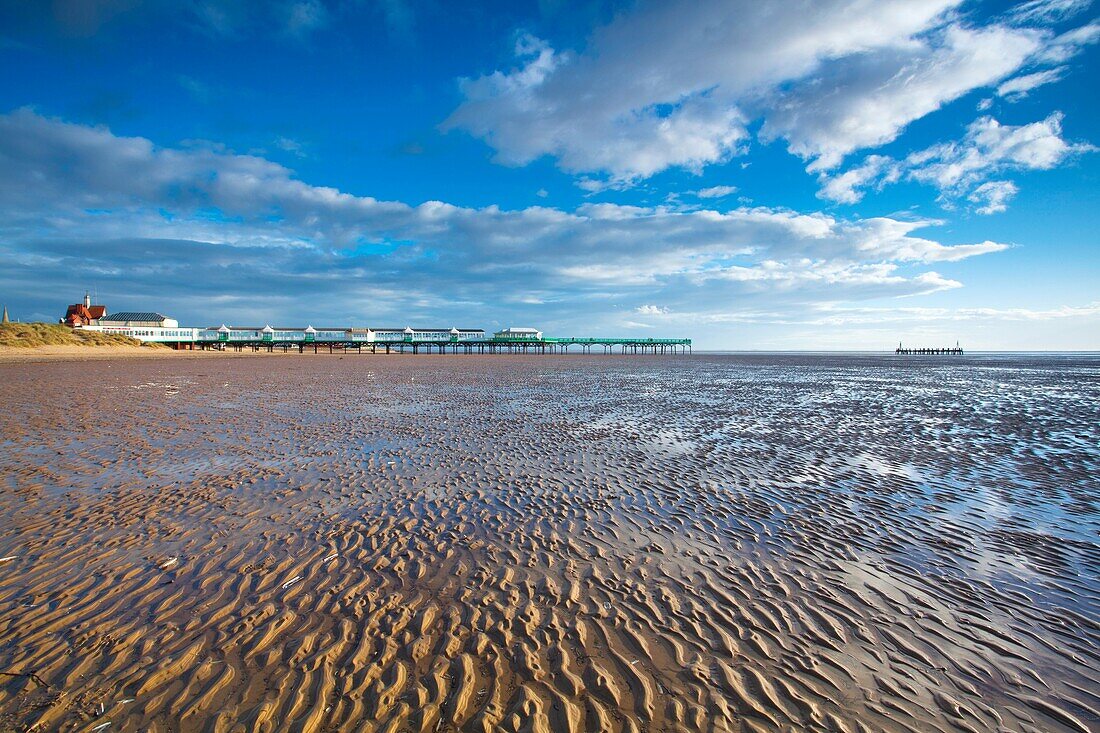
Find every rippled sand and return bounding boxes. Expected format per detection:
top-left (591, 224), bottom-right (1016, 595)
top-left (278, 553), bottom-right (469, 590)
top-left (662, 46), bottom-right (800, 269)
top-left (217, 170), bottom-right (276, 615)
top-left (0, 354), bottom-right (1097, 732)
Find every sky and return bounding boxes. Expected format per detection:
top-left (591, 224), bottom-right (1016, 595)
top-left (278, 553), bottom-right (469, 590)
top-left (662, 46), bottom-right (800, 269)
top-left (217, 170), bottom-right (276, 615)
top-left (0, 0), bottom-right (1097, 350)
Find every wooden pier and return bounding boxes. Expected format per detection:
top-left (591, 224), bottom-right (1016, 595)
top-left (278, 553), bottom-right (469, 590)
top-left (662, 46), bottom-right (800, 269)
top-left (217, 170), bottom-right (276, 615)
top-left (895, 343), bottom-right (963, 355)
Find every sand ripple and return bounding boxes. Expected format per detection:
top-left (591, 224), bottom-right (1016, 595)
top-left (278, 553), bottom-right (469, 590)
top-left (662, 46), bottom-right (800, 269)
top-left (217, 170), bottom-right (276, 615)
top-left (0, 354), bottom-right (1097, 731)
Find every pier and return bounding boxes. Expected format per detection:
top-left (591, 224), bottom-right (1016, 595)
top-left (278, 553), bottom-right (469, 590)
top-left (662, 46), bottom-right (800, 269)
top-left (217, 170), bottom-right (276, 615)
top-left (197, 335), bottom-right (692, 355)
top-left (64, 294), bottom-right (690, 354)
top-left (895, 342), bottom-right (963, 355)
top-left (70, 308), bottom-right (692, 354)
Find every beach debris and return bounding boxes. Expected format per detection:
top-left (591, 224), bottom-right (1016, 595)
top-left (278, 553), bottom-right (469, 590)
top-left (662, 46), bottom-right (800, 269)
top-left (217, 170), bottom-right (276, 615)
top-left (120, 699), bottom-right (134, 704)
top-left (0, 670), bottom-right (49, 688)
top-left (323, 552), bottom-right (339, 562)
top-left (97, 702), bottom-right (105, 716)
top-left (159, 557), bottom-right (178, 570)
top-left (0, 556), bottom-right (17, 564)
top-left (91, 723), bottom-right (111, 731)
top-left (282, 575), bottom-right (303, 590)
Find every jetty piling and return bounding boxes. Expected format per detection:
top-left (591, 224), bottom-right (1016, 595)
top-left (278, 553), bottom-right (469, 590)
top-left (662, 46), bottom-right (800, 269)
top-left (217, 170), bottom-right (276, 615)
top-left (895, 341), bottom-right (963, 355)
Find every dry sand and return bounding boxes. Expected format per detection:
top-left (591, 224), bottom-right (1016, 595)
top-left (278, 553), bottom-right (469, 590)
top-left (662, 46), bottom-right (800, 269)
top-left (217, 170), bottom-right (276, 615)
top-left (0, 354), bottom-right (1096, 732)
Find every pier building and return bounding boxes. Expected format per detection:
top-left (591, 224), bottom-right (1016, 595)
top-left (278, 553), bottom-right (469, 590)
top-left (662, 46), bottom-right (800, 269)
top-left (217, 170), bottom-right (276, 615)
top-left (99, 312), bottom-right (179, 328)
top-left (61, 293), bottom-right (107, 327)
top-left (494, 327), bottom-right (543, 340)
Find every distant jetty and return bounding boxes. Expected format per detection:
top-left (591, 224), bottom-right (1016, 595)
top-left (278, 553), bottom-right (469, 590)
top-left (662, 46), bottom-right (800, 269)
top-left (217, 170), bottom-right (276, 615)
top-left (895, 342), bottom-right (963, 355)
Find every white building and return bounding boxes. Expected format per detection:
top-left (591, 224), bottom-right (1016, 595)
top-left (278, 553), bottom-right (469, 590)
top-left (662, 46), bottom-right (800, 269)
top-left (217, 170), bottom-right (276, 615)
top-left (493, 327), bottom-right (543, 340)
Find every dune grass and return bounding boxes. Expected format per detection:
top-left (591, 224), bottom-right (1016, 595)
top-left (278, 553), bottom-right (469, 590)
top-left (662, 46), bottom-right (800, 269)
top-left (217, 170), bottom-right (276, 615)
top-left (0, 322), bottom-right (164, 348)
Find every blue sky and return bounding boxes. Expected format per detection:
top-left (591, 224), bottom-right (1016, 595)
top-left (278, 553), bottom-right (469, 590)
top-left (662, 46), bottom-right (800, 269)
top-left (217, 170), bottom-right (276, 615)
top-left (0, 0), bottom-right (1097, 349)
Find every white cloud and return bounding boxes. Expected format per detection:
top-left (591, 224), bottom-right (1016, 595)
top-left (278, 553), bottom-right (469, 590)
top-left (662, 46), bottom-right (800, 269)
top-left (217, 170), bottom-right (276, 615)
top-left (1009, 0), bottom-right (1093, 24)
top-left (816, 155), bottom-right (898, 204)
top-left (968, 180), bottom-right (1019, 215)
top-left (275, 136), bottom-right (306, 156)
top-left (765, 24), bottom-right (1044, 171)
top-left (908, 112), bottom-right (1093, 190)
top-left (800, 301), bottom-right (1100, 325)
top-left (447, 29), bottom-right (748, 180)
top-left (629, 299), bottom-right (1100, 330)
top-left (1033, 21), bottom-right (1100, 62)
top-left (635, 304), bottom-right (669, 315)
top-left (444, 0), bottom-right (1096, 182)
top-left (0, 109), bottom-right (1011, 329)
top-left (445, 0), bottom-right (968, 181)
top-left (690, 185), bottom-right (737, 199)
top-left (817, 112), bottom-right (1095, 210)
top-left (996, 67), bottom-right (1066, 99)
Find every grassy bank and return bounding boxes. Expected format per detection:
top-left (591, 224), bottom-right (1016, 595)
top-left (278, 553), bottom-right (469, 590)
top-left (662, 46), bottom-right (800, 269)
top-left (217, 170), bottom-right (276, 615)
top-left (0, 322), bottom-right (164, 348)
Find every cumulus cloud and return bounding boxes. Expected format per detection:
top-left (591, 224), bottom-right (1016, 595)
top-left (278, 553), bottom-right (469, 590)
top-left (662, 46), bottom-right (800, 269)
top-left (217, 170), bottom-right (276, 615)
top-left (0, 109), bottom-right (1008, 328)
top-left (635, 304), bottom-right (669, 315)
top-left (817, 112), bottom-right (1095, 210)
top-left (445, 30), bottom-right (747, 180)
top-left (968, 180), bottom-right (1019, 215)
top-left (765, 24), bottom-right (1044, 171)
top-left (445, 0), bottom-right (968, 181)
top-left (907, 112), bottom-right (1094, 190)
top-left (816, 156), bottom-right (899, 205)
top-left (444, 0), bottom-right (1095, 182)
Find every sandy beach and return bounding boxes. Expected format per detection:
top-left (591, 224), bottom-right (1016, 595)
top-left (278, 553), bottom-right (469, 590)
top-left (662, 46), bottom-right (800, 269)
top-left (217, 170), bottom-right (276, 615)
top-left (0, 345), bottom-right (275, 364)
top-left (0, 353), bottom-right (1096, 732)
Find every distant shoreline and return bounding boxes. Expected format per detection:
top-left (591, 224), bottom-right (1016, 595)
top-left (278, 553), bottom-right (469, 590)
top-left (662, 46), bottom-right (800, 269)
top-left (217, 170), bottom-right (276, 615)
top-left (4, 345), bottom-right (1097, 364)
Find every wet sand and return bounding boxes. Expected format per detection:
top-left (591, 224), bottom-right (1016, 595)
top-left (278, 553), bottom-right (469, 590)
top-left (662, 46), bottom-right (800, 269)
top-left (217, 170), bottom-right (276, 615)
top-left (0, 353), bottom-right (1097, 732)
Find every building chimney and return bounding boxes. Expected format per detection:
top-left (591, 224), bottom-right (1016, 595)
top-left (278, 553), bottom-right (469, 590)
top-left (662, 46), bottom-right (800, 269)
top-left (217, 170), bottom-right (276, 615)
top-left (84, 291), bottom-right (91, 308)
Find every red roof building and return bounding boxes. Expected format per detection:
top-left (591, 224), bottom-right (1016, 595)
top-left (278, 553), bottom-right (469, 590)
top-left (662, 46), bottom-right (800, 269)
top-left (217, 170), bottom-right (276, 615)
top-left (62, 293), bottom-right (107, 327)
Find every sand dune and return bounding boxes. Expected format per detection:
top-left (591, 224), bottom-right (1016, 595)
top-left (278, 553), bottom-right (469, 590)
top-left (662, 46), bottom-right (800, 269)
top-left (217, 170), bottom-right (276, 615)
top-left (0, 354), bottom-right (1097, 731)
